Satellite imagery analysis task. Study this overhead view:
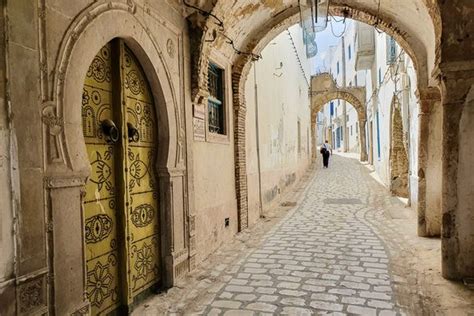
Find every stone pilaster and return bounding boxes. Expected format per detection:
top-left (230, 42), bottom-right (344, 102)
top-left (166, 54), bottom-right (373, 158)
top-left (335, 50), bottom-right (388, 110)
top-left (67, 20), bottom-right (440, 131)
top-left (359, 119), bottom-right (368, 162)
top-left (415, 87), bottom-right (441, 237)
top-left (437, 63), bottom-right (474, 280)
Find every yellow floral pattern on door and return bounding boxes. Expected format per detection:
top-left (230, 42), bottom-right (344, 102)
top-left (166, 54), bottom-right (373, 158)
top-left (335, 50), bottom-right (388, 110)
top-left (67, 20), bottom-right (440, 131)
top-left (121, 44), bottom-right (160, 297)
top-left (82, 40), bottom-right (160, 315)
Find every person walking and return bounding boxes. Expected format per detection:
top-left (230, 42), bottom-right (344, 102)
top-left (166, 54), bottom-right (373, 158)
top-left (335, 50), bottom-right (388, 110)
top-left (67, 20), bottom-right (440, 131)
top-left (320, 140), bottom-right (332, 168)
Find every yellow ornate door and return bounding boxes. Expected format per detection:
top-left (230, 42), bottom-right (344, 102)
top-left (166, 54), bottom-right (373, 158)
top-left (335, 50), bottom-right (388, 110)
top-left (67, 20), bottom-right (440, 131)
top-left (82, 39), bottom-right (160, 315)
top-left (120, 43), bottom-right (161, 300)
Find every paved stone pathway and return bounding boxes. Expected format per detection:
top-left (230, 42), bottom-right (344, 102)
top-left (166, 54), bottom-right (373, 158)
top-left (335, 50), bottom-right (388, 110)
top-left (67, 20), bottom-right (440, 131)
top-left (135, 154), bottom-right (474, 315)
top-left (200, 155), bottom-right (401, 315)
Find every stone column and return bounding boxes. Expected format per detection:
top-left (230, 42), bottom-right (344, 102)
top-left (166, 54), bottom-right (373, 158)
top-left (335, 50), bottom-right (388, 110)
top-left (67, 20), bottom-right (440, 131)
top-left (416, 87), bottom-right (441, 237)
top-left (358, 118), bottom-right (368, 162)
top-left (439, 66), bottom-right (474, 280)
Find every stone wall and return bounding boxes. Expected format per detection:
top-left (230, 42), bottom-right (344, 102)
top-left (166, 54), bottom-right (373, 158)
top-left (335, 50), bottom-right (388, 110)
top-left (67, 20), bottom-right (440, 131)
top-left (0, 0), bottom-right (16, 313)
top-left (0, 0), bottom-right (194, 313)
top-left (425, 102), bottom-right (442, 236)
top-left (390, 99), bottom-right (409, 197)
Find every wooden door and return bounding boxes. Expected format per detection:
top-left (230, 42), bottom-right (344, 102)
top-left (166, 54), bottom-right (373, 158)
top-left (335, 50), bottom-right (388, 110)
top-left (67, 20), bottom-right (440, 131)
top-left (82, 39), bottom-right (160, 315)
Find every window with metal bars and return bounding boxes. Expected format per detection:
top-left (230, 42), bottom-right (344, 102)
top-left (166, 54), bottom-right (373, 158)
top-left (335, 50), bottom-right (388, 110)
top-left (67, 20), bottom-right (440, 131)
top-left (208, 63), bottom-right (225, 134)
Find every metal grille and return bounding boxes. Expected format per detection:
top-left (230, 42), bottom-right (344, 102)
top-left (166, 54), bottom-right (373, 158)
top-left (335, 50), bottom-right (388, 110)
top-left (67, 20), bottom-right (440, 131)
top-left (208, 63), bottom-right (225, 134)
top-left (208, 97), bottom-right (222, 134)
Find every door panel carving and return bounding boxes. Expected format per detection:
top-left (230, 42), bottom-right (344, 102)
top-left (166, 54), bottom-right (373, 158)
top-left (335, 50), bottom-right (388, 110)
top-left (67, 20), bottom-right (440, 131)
top-left (121, 43), bottom-right (161, 298)
top-left (82, 40), bottom-right (160, 315)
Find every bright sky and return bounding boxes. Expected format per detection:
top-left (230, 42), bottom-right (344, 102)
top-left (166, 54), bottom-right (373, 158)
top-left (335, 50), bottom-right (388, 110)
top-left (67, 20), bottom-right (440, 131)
top-left (310, 17), bottom-right (352, 74)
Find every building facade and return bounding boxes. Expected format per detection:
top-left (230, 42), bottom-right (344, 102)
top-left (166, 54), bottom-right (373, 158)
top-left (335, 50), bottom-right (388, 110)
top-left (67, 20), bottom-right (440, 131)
top-left (315, 20), bottom-right (419, 202)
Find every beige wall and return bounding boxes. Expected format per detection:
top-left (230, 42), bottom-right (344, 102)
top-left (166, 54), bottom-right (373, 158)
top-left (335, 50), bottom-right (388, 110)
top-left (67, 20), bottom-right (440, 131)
top-left (193, 51), bottom-right (239, 262)
top-left (245, 25), bottom-right (312, 218)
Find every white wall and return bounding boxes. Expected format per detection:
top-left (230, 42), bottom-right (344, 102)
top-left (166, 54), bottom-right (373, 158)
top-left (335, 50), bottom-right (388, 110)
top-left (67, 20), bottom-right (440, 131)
top-left (246, 24), bottom-right (312, 219)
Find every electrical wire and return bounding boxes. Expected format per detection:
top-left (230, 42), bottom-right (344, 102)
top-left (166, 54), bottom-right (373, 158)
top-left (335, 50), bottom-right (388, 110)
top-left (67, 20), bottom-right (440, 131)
top-left (330, 15), bottom-right (346, 23)
top-left (221, 33), bottom-right (262, 61)
top-left (364, 49), bottom-right (405, 108)
top-left (286, 30), bottom-right (310, 87)
top-left (183, 0), bottom-right (223, 29)
top-left (329, 15), bottom-right (347, 38)
top-left (183, 0), bottom-right (261, 60)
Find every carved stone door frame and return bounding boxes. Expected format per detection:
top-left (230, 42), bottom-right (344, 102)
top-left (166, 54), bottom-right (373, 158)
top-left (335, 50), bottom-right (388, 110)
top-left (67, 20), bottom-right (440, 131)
top-left (42, 5), bottom-right (190, 314)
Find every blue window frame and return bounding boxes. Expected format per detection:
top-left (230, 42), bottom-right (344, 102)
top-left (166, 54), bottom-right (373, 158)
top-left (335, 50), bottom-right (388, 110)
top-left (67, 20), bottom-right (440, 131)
top-left (387, 36), bottom-right (397, 64)
top-left (376, 111), bottom-right (381, 159)
top-left (330, 101), bottom-right (334, 116)
top-left (336, 127), bottom-right (341, 148)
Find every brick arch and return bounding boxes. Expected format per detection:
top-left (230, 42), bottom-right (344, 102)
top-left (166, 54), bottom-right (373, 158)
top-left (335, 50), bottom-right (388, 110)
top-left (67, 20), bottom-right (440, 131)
top-left (311, 91), bottom-right (366, 121)
top-left (225, 6), bottom-right (435, 231)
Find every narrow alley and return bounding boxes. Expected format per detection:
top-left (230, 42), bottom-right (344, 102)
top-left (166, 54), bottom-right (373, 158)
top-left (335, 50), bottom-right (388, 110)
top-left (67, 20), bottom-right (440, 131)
top-left (134, 155), bottom-right (474, 315)
top-left (1, 1), bottom-right (474, 315)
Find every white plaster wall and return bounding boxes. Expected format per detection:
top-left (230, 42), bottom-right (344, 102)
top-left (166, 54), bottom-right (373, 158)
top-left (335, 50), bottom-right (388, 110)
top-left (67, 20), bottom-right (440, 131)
top-left (345, 21), bottom-right (364, 153)
top-left (404, 57), bottom-right (420, 206)
top-left (246, 24), bottom-right (312, 216)
top-left (370, 32), bottom-right (393, 187)
top-left (346, 106), bottom-right (359, 152)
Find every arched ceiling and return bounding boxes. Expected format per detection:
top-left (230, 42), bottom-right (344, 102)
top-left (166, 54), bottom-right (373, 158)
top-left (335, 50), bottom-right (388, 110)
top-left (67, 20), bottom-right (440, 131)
top-left (186, 0), bottom-right (438, 86)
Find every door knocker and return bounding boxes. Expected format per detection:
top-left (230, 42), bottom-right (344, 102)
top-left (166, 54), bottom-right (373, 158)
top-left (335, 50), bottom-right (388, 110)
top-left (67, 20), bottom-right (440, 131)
top-left (101, 119), bottom-right (120, 143)
top-left (127, 122), bottom-right (140, 143)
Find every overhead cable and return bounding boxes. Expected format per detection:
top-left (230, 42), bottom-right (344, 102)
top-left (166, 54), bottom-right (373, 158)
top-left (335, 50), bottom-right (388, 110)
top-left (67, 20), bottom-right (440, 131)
top-left (183, 0), bottom-right (261, 61)
top-left (286, 30), bottom-right (310, 87)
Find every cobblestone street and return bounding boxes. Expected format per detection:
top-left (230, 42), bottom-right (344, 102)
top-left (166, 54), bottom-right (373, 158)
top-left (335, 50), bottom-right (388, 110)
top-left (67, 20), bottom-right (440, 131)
top-left (134, 155), bottom-right (474, 315)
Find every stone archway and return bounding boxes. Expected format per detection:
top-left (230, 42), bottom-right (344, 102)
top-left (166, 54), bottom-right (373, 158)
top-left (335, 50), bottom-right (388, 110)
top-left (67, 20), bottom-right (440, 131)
top-left (389, 96), bottom-right (409, 198)
top-left (187, 0), bottom-right (438, 234)
top-left (309, 73), bottom-right (368, 163)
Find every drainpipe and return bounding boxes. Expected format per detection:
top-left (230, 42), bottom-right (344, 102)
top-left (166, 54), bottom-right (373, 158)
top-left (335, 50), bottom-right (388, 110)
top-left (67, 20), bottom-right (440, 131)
top-left (341, 36), bottom-right (348, 152)
top-left (254, 63), bottom-right (264, 217)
